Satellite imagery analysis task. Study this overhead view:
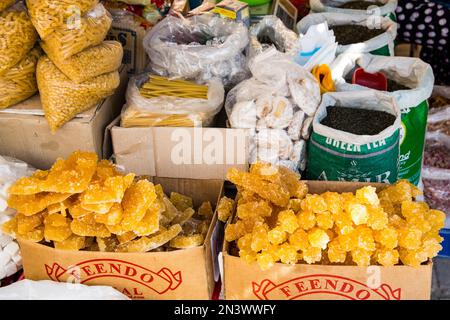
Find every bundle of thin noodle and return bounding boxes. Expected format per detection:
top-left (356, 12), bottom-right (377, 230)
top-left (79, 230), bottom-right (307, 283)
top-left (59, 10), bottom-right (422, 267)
top-left (0, 0), bottom-right (15, 11)
top-left (0, 47), bottom-right (41, 109)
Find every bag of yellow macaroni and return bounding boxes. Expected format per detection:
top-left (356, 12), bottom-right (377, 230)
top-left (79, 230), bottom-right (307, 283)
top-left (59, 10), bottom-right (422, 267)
top-left (0, 0), bottom-right (15, 12)
top-left (44, 40), bottom-right (123, 84)
top-left (0, 47), bottom-right (41, 110)
top-left (37, 56), bottom-right (120, 132)
top-left (40, 3), bottom-right (112, 61)
top-left (121, 74), bottom-right (224, 128)
top-left (26, 0), bottom-right (98, 39)
top-left (0, 8), bottom-right (38, 76)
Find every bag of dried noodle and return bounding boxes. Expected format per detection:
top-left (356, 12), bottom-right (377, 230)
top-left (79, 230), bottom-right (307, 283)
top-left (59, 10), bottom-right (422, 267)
top-left (43, 40), bottom-right (123, 84)
top-left (37, 56), bottom-right (120, 132)
top-left (0, 8), bottom-right (38, 76)
top-left (39, 3), bottom-right (112, 61)
top-left (26, 0), bottom-right (98, 39)
top-left (0, 47), bottom-right (41, 109)
top-left (0, 0), bottom-right (15, 12)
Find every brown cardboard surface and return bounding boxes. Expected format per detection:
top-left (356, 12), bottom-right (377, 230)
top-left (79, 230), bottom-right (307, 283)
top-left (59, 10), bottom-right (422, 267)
top-left (0, 67), bottom-right (128, 169)
top-left (223, 181), bottom-right (432, 300)
top-left (112, 126), bottom-right (249, 179)
top-left (19, 177), bottom-right (224, 300)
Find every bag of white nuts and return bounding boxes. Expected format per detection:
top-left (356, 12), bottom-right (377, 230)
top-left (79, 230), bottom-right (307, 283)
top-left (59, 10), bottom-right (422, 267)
top-left (0, 156), bottom-right (34, 280)
top-left (225, 49), bottom-right (321, 172)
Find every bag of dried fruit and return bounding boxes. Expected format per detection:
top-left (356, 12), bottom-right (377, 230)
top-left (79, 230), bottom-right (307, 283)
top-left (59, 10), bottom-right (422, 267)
top-left (297, 12), bottom-right (397, 56)
top-left (310, 0), bottom-right (398, 20)
top-left (307, 90), bottom-right (402, 183)
top-left (329, 53), bottom-right (434, 185)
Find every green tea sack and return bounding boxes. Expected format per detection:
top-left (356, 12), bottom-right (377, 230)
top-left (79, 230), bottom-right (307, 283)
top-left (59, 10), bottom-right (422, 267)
top-left (297, 12), bottom-right (397, 56)
top-left (309, 0), bottom-right (397, 21)
top-left (307, 91), bottom-right (402, 184)
top-left (330, 53), bottom-right (434, 185)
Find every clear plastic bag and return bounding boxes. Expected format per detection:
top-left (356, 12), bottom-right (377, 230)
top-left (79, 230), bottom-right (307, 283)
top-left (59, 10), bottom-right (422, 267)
top-left (249, 15), bottom-right (298, 58)
top-left (26, 0), bottom-right (98, 39)
top-left (121, 74), bottom-right (225, 127)
top-left (0, 47), bottom-right (41, 109)
top-left (0, 0), bottom-right (15, 12)
top-left (422, 131), bottom-right (450, 215)
top-left (40, 3), bottom-right (112, 60)
top-left (309, 0), bottom-right (398, 17)
top-left (143, 14), bottom-right (249, 87)
top-left (0, 8), bottom-right (38, 76)
top-left (44, 40), bottom-right (123, 84)
top-left (37, 56), bottom-right (120, 132)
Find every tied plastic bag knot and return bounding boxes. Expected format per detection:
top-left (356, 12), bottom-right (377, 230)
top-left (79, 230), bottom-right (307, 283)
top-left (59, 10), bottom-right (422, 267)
top-left (143, 15), bottom-right (249, 87)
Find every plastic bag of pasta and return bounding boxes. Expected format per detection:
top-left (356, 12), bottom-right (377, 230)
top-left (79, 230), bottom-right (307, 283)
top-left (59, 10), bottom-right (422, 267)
top-left (0, 8), bottom-right (38, 76)
top-left (37, 56), bottom-right (120, 132)
top-left (121, 74), bottom-right (224, 127)
top-left (0, 47), bottom-right (41, 109)
top-left (43, 40), bottom-right (123, 83)
top-left (40, 3), bottom-right (112, 61)
top-left (0, 0), bottom-right (15, 12)
top-left (26, 0), bottom-right (98, 39)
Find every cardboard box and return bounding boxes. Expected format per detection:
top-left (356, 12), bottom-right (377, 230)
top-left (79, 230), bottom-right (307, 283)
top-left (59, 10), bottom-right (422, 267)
top-left (213, 0), bottom-right (250, 27)
top-left (0, 68), bottom-right (128, 170)
top-left (223, 181), bottom-right (433, 300)
top-left (111, 120), bottom-right (249, 179)
top-left (18, 176), bottom-right (224, 300)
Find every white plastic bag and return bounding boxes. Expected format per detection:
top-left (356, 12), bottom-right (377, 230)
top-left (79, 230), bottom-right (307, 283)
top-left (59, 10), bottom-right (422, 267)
top-left (310, 0), bottom-right (398, 17)
top-left (226, 49), bottom-right (321, 171)
top-left (143, 15), bottom-right (249, 87)
top-left (0, 280), bottom-right (130, 300)
top-left (297, 12), bottom-right (397, 55)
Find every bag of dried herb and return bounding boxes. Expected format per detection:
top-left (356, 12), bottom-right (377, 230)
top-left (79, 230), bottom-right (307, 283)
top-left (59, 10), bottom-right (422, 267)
top-left (309, 0), bottom-right (398, 21)
top-left (330, 53), bottom-right (434, 185)
top-left (297, 12), bottom-right (397, 56)
top-left (307, 90), bottom-right (401, 183)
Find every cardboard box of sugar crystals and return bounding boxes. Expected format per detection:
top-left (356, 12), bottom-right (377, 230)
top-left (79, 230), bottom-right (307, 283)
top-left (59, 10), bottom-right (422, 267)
top-left (18, 176), bottom-right (224, 300)
top-left (223, 181), bottom-right (433, 300)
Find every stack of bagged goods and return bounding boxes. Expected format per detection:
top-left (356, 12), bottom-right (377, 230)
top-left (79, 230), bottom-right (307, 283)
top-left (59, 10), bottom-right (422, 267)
top-left (297, 12), bottom-right (397, 56)
top-left (0, 156), bottom-right (35, 280)
top-left (0, 2), bottom-right (40, 109)
top-left (1, 151), bottom-right (214, 252)
top-left (143, 14), bottom-right (249, 88)
top-left (26, 0), bottom-right (123, 132)
top-left (307, 91), bottom-right (401, 183)
top-left (309, 0), bottom-right (398, 20)
top-left (103, 0), bottom-right (162, 74)
top-left (120, 74), bottom-right (224, 127)
top-left (422, 87), bottom-right (450, 218)
top-left (248, 15), bottom-right (298, 58)
top-left (219, 163), bottom-right (446, 270)
top-left (330, 53), bottom-right (434, 186)
top-left (225, 49), bottom-right (321, 172)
